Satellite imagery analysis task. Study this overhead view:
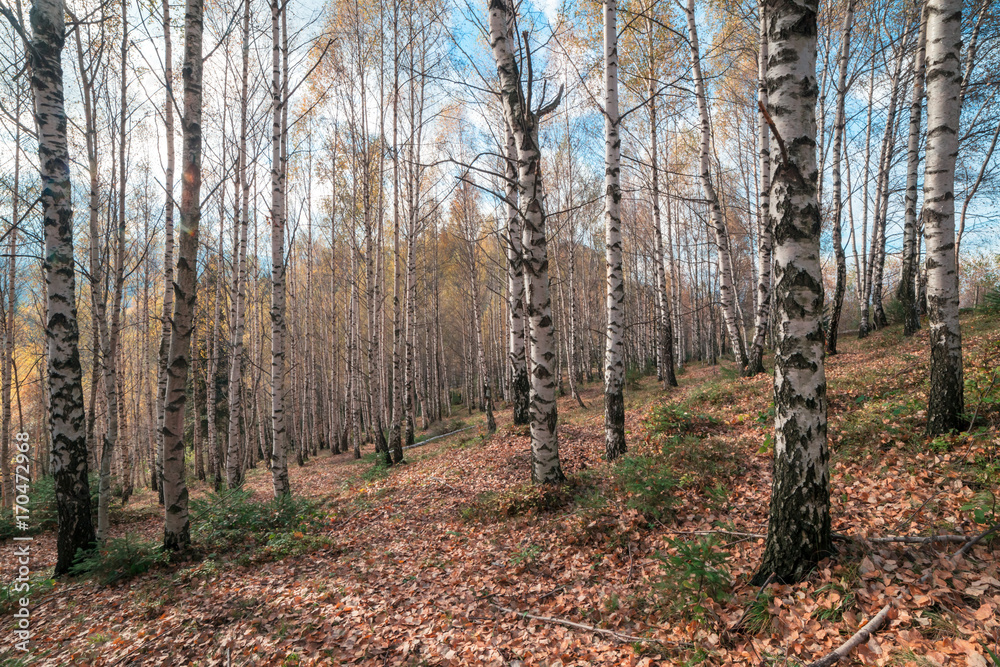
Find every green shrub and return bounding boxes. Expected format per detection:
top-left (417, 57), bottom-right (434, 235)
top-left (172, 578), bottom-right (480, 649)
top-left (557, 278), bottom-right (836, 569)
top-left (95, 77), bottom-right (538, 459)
top-left (0, 475), bottom-right (100, 541)
top-left (71, 534), bottom-right (170, 585)
top-left (652, 536), bottom-right (731, 620)
top-left (0, 575), bottom-right (55, 613)
top-left (190, 488), bottom-right (327, 561)
top-left (615, 455), bottom-right (679, 522)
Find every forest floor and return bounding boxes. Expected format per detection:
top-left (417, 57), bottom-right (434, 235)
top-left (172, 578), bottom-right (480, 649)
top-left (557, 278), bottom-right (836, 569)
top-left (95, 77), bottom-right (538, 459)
top-left (3, 313), bottom-right (1000, 666)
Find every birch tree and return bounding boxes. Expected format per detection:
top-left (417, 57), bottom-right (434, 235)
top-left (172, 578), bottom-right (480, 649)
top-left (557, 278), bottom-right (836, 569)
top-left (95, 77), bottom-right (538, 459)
top-left (270, 0), bottom-right (290, 497)
top-left (747, 0), bottom-right (772, 374)
top-left (898, 4), bottom-right (927, 337)
top-left (753, 0), bottom-right (830, 584)
top-left (161, 0), bottom-right (204, 550)
top-left (923, 0), bottom-right (964, 434)
top-left (827, 0), bottom-right (854, 355)
top-left (12, 0), bottom-right (97, 574)
top-left (603, 0), bottom-right (626, 460)
top-left (487, 0), bottom-right (564, 483)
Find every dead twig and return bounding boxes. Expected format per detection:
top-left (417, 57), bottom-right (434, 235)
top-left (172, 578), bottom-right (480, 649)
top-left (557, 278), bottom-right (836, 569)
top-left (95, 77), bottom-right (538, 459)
top-left (804, 603), bottom-right (891, 667)
top-left (955, 520), bottom-right (1000, 559)
top-left (833, 532), bottom-right (968, 545)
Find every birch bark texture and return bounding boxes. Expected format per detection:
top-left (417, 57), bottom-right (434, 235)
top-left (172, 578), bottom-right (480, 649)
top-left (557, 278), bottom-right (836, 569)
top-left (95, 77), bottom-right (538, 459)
top-left (747, 0), bottom-right (772, 374)
top-left (753, 0), bottom-right (831, 585)
top-left (923, 0), bottom-right (964, 434)
top-left (487, 0), bottom-right (564, 483)
top-left (603, 0), bottom-right (626, 461)
top-left (505, 123), bottom-right (530, 426)
top-left (161, 0), bottom-right (204, 551)
top-left (270, 0), bottom-right (291, 496)
top-left (28, 0), bottom-right (96, 574)
top-left (899, 6), bottom-right (928, 337)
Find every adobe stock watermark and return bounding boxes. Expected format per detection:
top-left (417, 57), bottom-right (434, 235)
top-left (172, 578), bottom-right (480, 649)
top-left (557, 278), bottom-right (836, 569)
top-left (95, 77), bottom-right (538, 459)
top-left (10, 431), bottom-right (33, 653)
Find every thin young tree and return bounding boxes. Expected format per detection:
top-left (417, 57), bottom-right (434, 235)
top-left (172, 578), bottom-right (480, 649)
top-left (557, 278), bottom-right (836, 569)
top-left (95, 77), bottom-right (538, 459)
top-left (747, 0), bottom-right (772, 373)
top-left (898, 3), bottom-right (927, 337)
top-left (827, 0), bottom-right (854, 354)
top-left (683, 0), bottom-right (749, 372)
top-left (603, 0), bottom-right (626, 461)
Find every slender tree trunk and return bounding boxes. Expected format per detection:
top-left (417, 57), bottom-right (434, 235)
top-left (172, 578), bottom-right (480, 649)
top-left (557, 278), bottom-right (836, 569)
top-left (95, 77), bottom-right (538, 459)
top-left (753, 0), bottom-right (831, 585)
top-left (923, 0), bottom-right (964, 434)
top-left (155, 0), bottom-right (176, 506)
top-left (603, 0), bottom-right (626, 460)
top-left (161, 0), bottom-right (203, 551)
top-left (899, 6), bottom-right (928, 336)
top-left (684, 0), bottom-right (749, 370)
top-left (827, 0), bottom-right (854, 354)
top-left (747, 0), bottom-right (773, 372)
top-left (225, 0), bottom-right (251, 488)
top-left (269, 0), bottom-right (290, 497)
top-left (505, 123), bottom-right (530, 426)
top-left (647, 24), bottom-right (677, 389)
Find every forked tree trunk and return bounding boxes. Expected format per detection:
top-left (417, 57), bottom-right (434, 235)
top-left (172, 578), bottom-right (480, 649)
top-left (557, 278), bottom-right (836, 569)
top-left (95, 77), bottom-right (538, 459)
top-left (827, 0), bottom-right (854, 354)
top-left (923, 0), bottom-right (964, 434)
top-left (161, 0), bottom-right (204, 551)
top-left (753, 0), bottom-right (831, 585)
top-left (899, 5), bottom-right (928, 337)
top-left (488, 0), bottom-right (564, 483)
top-left (684, 0), bottom-right (748, 371)
top-left (28, 0), bottom-right (96, 574)
top-left (747, 0), bottom-right (772, 373)
top-left (603, 0), bottom-right (626, 461)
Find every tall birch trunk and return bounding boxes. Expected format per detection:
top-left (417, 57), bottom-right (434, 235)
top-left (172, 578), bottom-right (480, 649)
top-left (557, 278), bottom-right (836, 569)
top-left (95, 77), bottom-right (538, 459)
top-left (155, 0), bottom-right (175, 505)
top-left (488, 0), bottom-right (564, 483)
top-left (747, 0), bottom-right (772, 373)
top-left (28, 0), bottom-right (96, 573)
top-left (270, 0), bottom-right (290, 497)
top-left (899, 6), bottom-right (928, 337)
top-left (923, 0), bottom-right (964, 434)
top-left (827, 0), bottom-right (854, 354)
top-left (161, 0), bottom-right (203, 551)
top-left (684, 0), bottom-right (748, 370)
top-left (753, 0), bottom-right (831, 584)
top-left (603, 0), bottom-right (626, 460)
top-left (505, 122), bottom-right (530, 425)
top-left (225, 0), bottom-right (251, 488)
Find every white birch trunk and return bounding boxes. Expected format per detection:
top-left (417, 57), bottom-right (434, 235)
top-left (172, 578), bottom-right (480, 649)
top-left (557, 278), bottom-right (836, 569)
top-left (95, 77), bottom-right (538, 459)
top-left (923, 0), bottom-right (964, 434)
top-left (29, 0), bottom-right (96, 573)
top-left (488, 0), bottom-right (563, 483)
top-left (754, 0), bottom-right (830, 584)
top-left (603, 0), bottom-right (626, 460)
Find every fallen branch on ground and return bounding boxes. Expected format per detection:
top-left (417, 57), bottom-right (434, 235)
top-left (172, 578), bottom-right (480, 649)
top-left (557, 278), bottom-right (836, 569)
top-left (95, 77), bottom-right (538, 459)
top-left (956, 520), bottom-right (1000, 559)
top-left (805, 604), bottom-right (892, 667)
top-left (403, 426), bottom-right (475, 450)
top-left (833, 533), bottom-right (968, 545)
top-left (490, 602), bottom-right (686, 646)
